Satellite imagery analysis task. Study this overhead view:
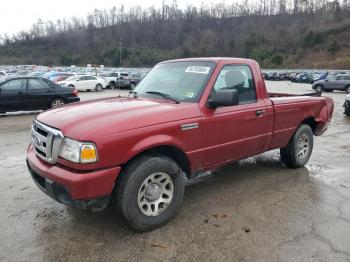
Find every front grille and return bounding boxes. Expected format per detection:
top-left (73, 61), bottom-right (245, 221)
top-left (31, 120), bottom-right (64, 164)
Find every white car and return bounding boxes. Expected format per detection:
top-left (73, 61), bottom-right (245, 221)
top-left (58, 75), bottom-right (106, 92)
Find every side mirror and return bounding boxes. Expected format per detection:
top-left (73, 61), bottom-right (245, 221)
top-left (207, 90), bottom-right (239, 109)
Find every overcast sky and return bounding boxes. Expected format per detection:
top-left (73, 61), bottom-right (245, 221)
top-left (0, 0), bottom-right (217, 35)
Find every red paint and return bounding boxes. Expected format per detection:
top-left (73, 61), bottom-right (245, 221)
top-left (28, 58), bottom-right (334, 200)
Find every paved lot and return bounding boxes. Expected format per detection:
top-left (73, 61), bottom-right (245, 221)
top-left (1, 83), bottom-right (350, 262)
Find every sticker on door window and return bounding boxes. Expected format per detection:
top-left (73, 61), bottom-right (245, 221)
top-left (185, 66), bottom-right (210, 74)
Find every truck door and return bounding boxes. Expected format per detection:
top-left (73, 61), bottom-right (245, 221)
top-left (0, 79), bottom-right (27, 112)
top-left (201, 65), bottom-right (271, 166)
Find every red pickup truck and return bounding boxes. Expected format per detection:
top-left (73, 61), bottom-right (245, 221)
top-left (27, 58), bottom-right (334, 231)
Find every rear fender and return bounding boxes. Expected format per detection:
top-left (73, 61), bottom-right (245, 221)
top-left (314, 97), bottom-right (334, 136)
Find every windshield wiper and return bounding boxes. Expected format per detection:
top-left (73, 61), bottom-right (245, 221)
top-left (146, 91), bottom-right (180, 104)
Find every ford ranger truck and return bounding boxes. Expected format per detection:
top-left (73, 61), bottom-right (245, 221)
top-left (27, 58), bottom-right (334, 231)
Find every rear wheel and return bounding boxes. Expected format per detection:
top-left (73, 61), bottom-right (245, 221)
top-left (50, 98), bottom-right (65, 108)
top-left (95, 84), bottom-right (103, 92)
top-left (280, 124), bottom-right (313, 168)
top-left (115, 155), bottom-right (185, 231)
top-left (109, 82), bottom-right (116, 89)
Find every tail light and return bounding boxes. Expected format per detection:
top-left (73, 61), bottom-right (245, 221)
top-left (72, 88), bottom-right (78, 97)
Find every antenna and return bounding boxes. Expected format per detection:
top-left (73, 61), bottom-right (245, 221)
top-left (118, 40), bottom-right (122, 97)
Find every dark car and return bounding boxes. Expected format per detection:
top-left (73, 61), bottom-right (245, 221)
top-left (0, 77), bottom-right (80, 114)
top-left (293, 73), bottom-right (313, 83)
top-left (313, 75), bottom-right (350, 93)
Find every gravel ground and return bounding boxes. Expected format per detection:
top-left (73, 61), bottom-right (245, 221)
top-left (0, 82), bottom-right (349, 262)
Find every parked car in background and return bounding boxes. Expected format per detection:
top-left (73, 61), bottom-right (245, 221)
top-left (293, 73), bottom-right (313, 83)
top-left (0, 70), bottom-right (8, 81)
top-left (313, 75), bottom-right (350, 93)
top-left (28, 71), bottom-right (46, 77)
top-left (100, 72), bottom-right (120, 89)
top-left (51, 75), bottom-right (71, 83)
top-left (344, 95), bottom-right (350, 116)
top-left (47, 72), bottom-right (75, 81)
top-left (58, 75), bottom-right (106, 92)
top-left (100, 72), bottom-right (134, 89)
top-left (127, 73), bottom-right (142, 89)
top-left (0, 77), bottom-right (80, 114)
top-left (115, 72), bottom-right (131, 89)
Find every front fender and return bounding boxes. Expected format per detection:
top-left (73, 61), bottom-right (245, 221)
top-left (128, 134), bottom-right (186, 160)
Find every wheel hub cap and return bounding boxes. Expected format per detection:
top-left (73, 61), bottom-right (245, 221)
top-left (145, 183), bottom-right (162, 201)
top-left (297, 134), bottom-right (309, 160)
top-left (137, 172), bottom-right (174, 216)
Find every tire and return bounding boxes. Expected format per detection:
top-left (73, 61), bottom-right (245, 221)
top-left (109, 82), bottom-right (116, 89)
top-left (95, 84), bottom-right (103, 92)
top-left (345, 103), bottom-right (350, 116)
top-left (345, 108), bottom-right (350, 116)
top-left (115, 155), bottom-right (185, 231)
top-left (314, 85), bottom-right (323, 93)
top-left (129, 82), bottom-right (136, 89)
top-left (280, 124), bottom-right (313, 168)
top-left (50, 98), bottom-right (65, 108)
top-left (345, 86), bottom-right (350, 94)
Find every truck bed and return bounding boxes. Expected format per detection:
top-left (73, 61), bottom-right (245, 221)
top-left (268, 92), bottom-right (320, 98)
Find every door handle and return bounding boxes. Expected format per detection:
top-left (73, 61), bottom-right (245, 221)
top-left (255, 109), bottom-right (265, 117)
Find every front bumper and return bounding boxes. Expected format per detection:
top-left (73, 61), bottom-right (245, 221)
top-left (27, 145), bottom-right (121, 210)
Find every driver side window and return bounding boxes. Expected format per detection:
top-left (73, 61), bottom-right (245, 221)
top-left (213, 65), bottom-right (257, 104)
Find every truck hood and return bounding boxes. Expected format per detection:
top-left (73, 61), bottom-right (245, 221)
top-left (36, 97), bottom-right (201, 140)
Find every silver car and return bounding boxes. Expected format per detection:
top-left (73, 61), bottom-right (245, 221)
top-left (313, 74), bottom-right (350, 93)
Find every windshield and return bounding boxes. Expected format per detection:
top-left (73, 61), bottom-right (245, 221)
top-left (134, 61), bottom-right (215, 102)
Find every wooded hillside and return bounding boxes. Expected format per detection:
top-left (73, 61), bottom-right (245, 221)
top-left (0, 0), bottom-right (350, 69)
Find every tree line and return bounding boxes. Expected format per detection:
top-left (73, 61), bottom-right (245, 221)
top-left (0, 0), bottom-right (350, 68)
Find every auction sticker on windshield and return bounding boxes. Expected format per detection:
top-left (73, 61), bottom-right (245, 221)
top-left (185, 66), bottom-right (210, 74)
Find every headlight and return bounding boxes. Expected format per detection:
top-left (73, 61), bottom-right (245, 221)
top-left (59, 137), bottom-right (98, 163)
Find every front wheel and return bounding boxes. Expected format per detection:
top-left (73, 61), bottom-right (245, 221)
top-left (115, 155), bottom-right (185, 231)
top-left (50, 98), bottom-right (65, 108)
top-left (314, 85), bottom-right (323, 94)
top-left (280, 124), bottom-right (313, 168)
